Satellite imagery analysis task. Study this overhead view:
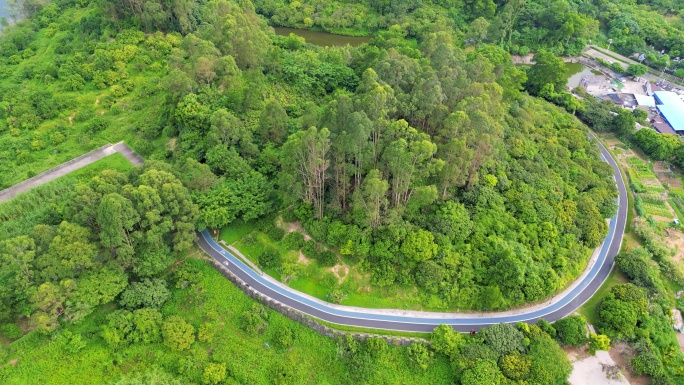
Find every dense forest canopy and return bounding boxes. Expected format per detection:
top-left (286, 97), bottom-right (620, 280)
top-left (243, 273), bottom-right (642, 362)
top-left (0, 0), bottom-right (618, 315)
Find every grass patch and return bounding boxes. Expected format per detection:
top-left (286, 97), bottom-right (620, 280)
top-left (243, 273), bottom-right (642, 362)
top-left (219, 220), bottom-right (257, 244)
top-left (578, 268), bottom-right (629, 325)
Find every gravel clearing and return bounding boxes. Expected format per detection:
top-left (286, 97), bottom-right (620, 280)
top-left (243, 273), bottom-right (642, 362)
top-left (569, 350), bottom-right (629, 385)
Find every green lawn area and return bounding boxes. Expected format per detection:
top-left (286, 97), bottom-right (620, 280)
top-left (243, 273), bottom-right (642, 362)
top-left (0, 257), bottom-right (454, 385)
top-left (578, 268), bottom-right (629, 325)
top-left (0, 153), bottom-right (133, 239)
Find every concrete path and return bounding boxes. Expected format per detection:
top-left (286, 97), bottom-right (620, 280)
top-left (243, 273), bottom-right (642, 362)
top-left (112, 142), bottom-right (144, 166)
top-left (0, 142), bottom-right (143, 203)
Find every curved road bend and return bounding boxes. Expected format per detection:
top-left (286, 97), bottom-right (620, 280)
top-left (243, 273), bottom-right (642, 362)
top-left (197, 134), bottom-right (628, 332)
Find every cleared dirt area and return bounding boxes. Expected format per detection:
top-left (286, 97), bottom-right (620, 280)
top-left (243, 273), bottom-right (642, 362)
top-left (297, 250), bottom-right (312, 265)
top-left (327, 264), bottom-right (350, 284)
top-left (277, 217), bottom-right (313, 241)
top-left (568, 345), bottom-right (629, 385)
top-left (664, 228), bottom-right (684, 263)
top-left (608, 342), bottom-right (650, 385)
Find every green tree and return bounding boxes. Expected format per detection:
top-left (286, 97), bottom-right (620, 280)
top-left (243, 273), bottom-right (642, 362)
top-left (431, 324), bottom-right (465, 358)
top-left (588, 333), bottom-right (610, 354)
top-left (526, 50), bottom-right (568, 94)
top-left (119, 278), bottom-right (171, 309)
top-left (482, 323), bottom-right (525, 357)
top-left (201, 362), bottom-right (227, 385)
top-left (407, 342), bottom-right (432, 370)
top-left (258, 99), bottom-right (289, 144)
top-left (499, 353), bottom-right (531, 380)
top-left (198, 171), bottom-right (273, 229)
top-left (131, 308), bottom-right (163, 344)
top-left (627, 64), bottom-right (648, 77)
top-left (400, 228), bottom-right (437, 264)
top-left (613, 109), bottom-right (636, 137)
top-left (554, 316), bottom-right (587, 346)
top-left (461, 359), bottom-right (503, 385)
top-left (162, 315), bottom-right (195, 351)
top-left (355, 169), bottom-right (388, 228)
top-left (281, 127), bottom-right (331, 219)
top-left (97, 193), bottom-right (140, 257)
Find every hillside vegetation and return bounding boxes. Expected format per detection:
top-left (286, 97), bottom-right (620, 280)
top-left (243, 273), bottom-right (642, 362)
top-left (3, 0), bottom-right (677, 384)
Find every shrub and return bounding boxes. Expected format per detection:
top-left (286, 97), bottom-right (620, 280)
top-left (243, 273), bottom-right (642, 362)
top-left (317, 250), bottom-right (337, 267)
top-left (162, 316), bottom-right (195, 351)
top-left (274, 327), bottom-right (294, 348)
top-left (282, 231), bottom-right (305, 250)
top-left (554, 316), bottom-right (587, 346)
top-left (266, 225), bottom-right (285, 241)
top-left (198, 323), bottom-right (215, 344)
top-left (328, 287), bottom-right (348, 304)
top-left (1, 324), bottom-right (23, 339)
top-left (588, 333), bottom-right (610, 354)
top-left (631, 339), bottom-right (664, 377)
top-left (201, 363), bottom-right (227, 385)
top-left (259, 248), bottom-right (281, 269)
top-left (407, 342), bottom-right (432, 370)
top-left (301, 240), bottom-right (319, 259)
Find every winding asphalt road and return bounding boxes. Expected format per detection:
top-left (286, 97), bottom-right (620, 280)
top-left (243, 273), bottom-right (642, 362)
top-left (197, 134), bottom-right (628, 332)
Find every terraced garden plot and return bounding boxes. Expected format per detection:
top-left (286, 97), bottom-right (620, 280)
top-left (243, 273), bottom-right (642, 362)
top-left (669, 197), bottom-right (684, 219)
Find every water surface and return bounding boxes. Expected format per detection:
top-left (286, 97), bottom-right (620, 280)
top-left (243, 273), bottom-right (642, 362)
top-left (273, 27), bottom-right (371, 47)
top-left (566, 62), bottom-right (603, 89)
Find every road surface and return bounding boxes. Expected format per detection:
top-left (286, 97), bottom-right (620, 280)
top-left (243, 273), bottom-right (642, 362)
top-left (196, 135), bottom-right (628, 332)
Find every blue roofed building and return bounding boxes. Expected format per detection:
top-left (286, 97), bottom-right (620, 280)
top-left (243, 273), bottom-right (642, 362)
top-left (653, 91), bottom-right (684, 133)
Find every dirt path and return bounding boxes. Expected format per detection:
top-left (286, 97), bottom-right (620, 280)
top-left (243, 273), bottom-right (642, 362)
top-left (0, 142), bottom-right (143, 203)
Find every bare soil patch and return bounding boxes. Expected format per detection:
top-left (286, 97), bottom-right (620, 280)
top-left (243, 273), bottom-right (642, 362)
top-left (663, 228), bottom-right (684, 263)
top-left (297, 250), bottom-right (312, 265)
top-left (326, 264), bottom-right (350, 284)
top-left (276, 217), bottom-right (312, 241)
top-left (677, 332), bottom-right (684, 353)
top-left (609, 342), bottom-right (650, 385)
top-left (564, 345), bottom-right (590, 363)
top-left (569, 350), bottom-right (628, 385)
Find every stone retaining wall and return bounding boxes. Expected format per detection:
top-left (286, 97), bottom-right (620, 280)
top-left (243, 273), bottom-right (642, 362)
top-left (207, 258), bottom-right (431, 346)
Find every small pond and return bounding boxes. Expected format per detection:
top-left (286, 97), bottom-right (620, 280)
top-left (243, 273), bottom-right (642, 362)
top-left (566, 62), bottom-right (604, 89)
top-left (273, 27), bottom-right (371, 47)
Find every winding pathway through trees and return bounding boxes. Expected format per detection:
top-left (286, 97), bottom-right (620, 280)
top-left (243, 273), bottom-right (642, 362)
top-left (1, 136), bottom-right (627, 332)
top-left (197, 134), bottom-right (628, 332)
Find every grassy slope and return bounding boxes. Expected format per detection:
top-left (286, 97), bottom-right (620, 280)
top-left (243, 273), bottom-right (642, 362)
top-left (0, 6), bottom-right (167, 188)
top-left (0, 257), bottom-right (453, 385)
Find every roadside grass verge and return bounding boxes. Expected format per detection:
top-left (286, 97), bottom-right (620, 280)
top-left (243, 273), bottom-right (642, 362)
top-left (578, 268), bottom-right (629, 325)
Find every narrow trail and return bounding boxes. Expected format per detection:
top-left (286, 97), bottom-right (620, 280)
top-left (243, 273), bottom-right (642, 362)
top-left (0, 142), bottom-right (141, 203)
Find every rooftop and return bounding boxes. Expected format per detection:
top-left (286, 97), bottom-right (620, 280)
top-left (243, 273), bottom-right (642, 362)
top-left (634, 94), bottom-right (656, 107)
top-left (653, 121), bottom-right (677, 135)
top-left (654, 91), bottom-right (684, 107)
top-left (658, 104), bottom-right (684, 131)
